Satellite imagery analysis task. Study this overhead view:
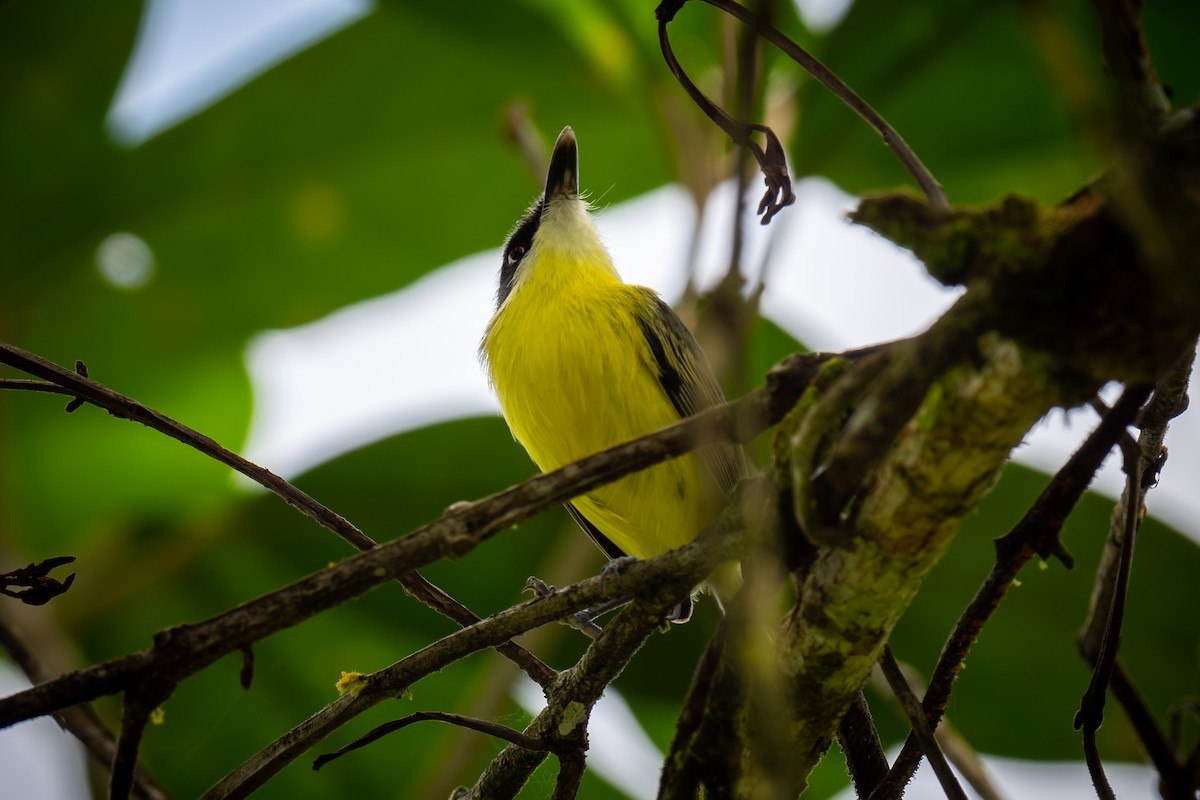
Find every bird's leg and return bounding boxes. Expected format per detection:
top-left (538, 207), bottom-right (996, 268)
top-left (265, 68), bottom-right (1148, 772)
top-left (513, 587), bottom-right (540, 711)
top-left (602, 556), bottom-right (693, 624)
top-left (523, 575), bottom-right (618, 639)
top-left (598, 555), bottom-right (639, 589)
top-left (524, 554), bottom-right (694, 639)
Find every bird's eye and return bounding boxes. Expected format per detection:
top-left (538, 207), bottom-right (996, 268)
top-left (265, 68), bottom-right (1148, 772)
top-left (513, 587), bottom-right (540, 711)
top-left (507, 245), bottom-right (526, 266)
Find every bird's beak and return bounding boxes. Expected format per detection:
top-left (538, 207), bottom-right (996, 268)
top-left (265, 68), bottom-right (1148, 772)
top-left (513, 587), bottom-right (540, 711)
top-left (543, 127), bottom-right (578, 201)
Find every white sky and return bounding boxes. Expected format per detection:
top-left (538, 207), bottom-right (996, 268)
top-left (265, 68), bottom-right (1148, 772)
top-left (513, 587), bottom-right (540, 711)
top-left (11, 1), bottom-right (1187, 797)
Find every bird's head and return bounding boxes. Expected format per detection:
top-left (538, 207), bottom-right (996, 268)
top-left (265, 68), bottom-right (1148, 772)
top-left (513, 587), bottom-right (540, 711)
top-left (495, 127), bottom-right (615, 307)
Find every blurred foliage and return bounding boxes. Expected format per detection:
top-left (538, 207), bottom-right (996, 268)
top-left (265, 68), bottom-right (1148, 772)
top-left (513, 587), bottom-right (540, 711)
top-left (1, 0), bottom-right (1199, 798)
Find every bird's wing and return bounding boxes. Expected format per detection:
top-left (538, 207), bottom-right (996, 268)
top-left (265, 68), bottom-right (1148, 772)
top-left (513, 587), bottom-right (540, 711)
top-left (633, 288), bottom-right (750, 497)
top-left (565, 502), bottom-right (627, 560)
top-left (568, 502), bottom-right (693, 623)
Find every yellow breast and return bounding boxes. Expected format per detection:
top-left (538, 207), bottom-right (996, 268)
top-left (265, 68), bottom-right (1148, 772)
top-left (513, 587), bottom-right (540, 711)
top-left (482, 257), bottom-right (712, 560)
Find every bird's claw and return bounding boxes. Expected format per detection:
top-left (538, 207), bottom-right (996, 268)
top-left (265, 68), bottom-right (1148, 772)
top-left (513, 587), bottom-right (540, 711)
top-left (524, 576), bottom-right (555, 599)
top-left (599, 556), bottom-right (639, 592)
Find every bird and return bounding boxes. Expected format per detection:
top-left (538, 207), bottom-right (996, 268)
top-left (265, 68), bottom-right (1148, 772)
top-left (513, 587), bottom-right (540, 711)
top-left (480, 126), bottom-right (747, 622)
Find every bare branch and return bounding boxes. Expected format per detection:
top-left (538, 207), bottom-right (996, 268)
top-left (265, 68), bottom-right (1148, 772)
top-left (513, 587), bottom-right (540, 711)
top-left (0, 617), bottom-right (169, 800)
top-left (0, 378), bottom-right (74, 396)
top-left (552, 749), bottom-right (587, 800)
top-left (1073, 440), bottom-right (1142, 797)
top-left (0, 328), bottom-right (834, 800)
top-left (313, 711), bottom-right (550, 772)
top-left (878, 648), bottom-right (967, 800)
top-left (112, 683), bottom-right (173, 800)
top-left (837, 693), bottom-right (889, 799)
top-left (656, 0), bottom-right (795, 224)
top-left (875, 385), bottom-right (1152, 797)
top-left (0, 340), bottom-right (555, 688)
top-left (464, 599), bottom-right (671, 799)
top-left (663, 0), bottom-right (949, 209)
top-left (1076, 340), bottom-right (1196, 798)
top-left (201, 519), bottom-right (746, 799)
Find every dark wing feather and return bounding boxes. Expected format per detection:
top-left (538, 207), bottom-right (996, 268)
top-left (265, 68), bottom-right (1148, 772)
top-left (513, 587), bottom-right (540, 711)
top-left (569, 503), bottom-right (692, 623)
top-left (565, 503), bottom-right (627, 560)
top-left (633, 288), bottom-right (750, 497)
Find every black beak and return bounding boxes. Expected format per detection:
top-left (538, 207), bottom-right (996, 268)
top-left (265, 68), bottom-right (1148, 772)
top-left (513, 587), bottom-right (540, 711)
top-left (543, 127), bottom-right (578, 201)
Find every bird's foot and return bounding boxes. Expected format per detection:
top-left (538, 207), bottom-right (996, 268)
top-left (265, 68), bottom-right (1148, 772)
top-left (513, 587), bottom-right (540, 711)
top-left (524, 575), bottom-right (611, 639)
top-left (523, 575), bottom-right (556, 599)
top-left (602, 556), bottom-right (692, 626)
top-left (599, 556), bottom-right (639, 592)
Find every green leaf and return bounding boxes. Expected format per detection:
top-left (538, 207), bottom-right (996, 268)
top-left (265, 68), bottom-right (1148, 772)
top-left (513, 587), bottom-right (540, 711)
top-left (790, 1), bottom-right (1107, 204)
top-left (1, 0), bottom-right (683, 548)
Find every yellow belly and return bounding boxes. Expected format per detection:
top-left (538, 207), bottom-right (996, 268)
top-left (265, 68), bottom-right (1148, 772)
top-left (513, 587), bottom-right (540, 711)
top-left (483, 278), bottom-right (712, 560)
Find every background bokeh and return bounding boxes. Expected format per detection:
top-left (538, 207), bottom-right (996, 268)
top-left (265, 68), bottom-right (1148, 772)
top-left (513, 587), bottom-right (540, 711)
top-left (2, 1), bottom-right (1198, 798)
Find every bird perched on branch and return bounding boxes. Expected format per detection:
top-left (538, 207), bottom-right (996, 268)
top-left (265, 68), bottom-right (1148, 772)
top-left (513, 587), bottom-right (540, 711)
top-left (481, 127), bottom-right (746, 622)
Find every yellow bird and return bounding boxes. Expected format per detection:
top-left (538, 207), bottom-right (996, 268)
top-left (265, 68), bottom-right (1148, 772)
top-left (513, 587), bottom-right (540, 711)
top-left (481, 127), bottom-right (746, 621)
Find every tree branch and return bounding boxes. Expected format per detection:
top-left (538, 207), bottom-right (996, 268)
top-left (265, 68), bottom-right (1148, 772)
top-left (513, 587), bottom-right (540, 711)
top-left (0, 617), bottom-right (169, 800)
top-left (0, 556), bottom-right (76, 606)
top-left (775, 325), bottom-right (1149, 796)
top-left (1076, 341), bottom-right (1195, 799)
top-left (878, 648), bottom-right (966, 800)
top-left (0, 333), bottom-right (843, 797)
top-left (0, 368), bottom-right (784, 729)
top-left (461, 494), bottom-right (755, 799)
top-left (463, 600), bottom-right (671, 799)
top-left (111, 682), bottom-right (173, 800)
top-left (683, 0), bottom-right (949, 209)
top-left (201, 497), bottom-right (749, 799)
top-left (836, 692), bottom-right (889, 799)
top-left (0, 340), bottom-right (555, 689)
top-left (656, 0), bottom-right (795, 223)
top-left (313, 711), bottom-right (551, 772)
top-left (873, 384), bottom-right (1152, 798)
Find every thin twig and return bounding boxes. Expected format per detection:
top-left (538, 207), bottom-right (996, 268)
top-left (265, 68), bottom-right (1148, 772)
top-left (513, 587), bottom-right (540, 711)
top-left (0, 341), bottom-right (868, 797)
top-left (1076, 342), bottom-right (1195, 799)
top-left (0, 617), bottom-right (169, 800)
top-left (313, 711), bottom-right (550, 771)
top-left (727, 0), bottom-right (763, 272)
top-left (112, 683), bottom-right (173, 800)
top-left (465, 594), bottom-right (678, 799)
top-left (201, 574), bottom-right (622, 798)
top-left (463, 496), bottom-right (754, 800)
top-left (1082, 724), bottom-right (1116, 800)
top-left (0, 340), bottom-right (555, 688)
top-left (201, 487), bottom-right (754, 800)
top-left (502, 102), bottom-right (548, 187)
top-left (0, 556), bottom-right (76, 605)
top-left (866, 661), bottom-right (1005, 800)
top-left (0, 378), bottom-right (73, 395)
top-left (878, 647), bottom-right (968, 800)
top-left (694, 0), bottom-right (949, 209)
top-left (657, 1), bottom-right (795, 224)
top-left (1073, 442), bottom-right (1141, 798)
